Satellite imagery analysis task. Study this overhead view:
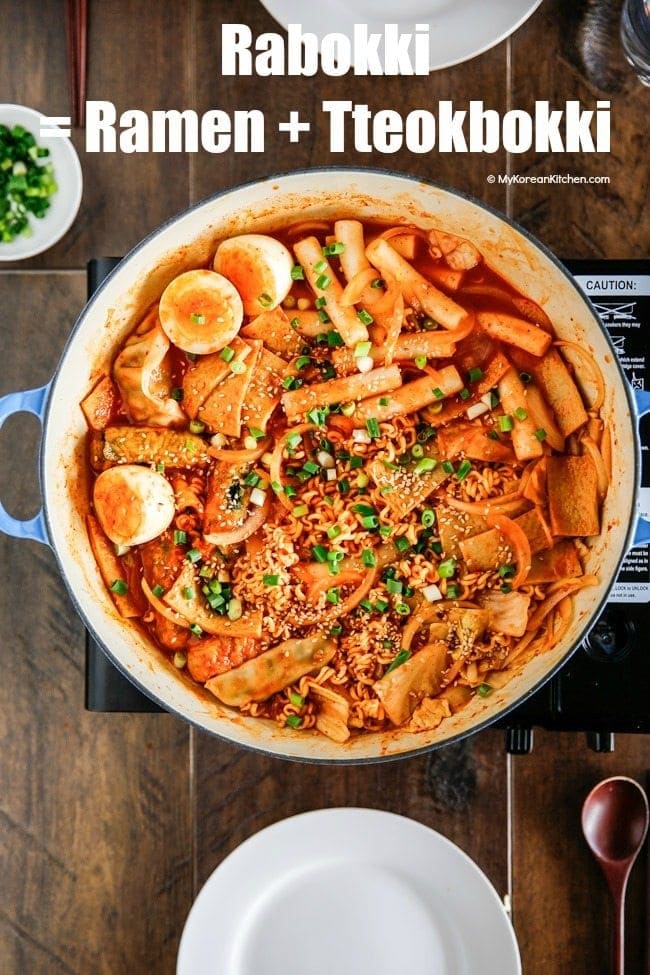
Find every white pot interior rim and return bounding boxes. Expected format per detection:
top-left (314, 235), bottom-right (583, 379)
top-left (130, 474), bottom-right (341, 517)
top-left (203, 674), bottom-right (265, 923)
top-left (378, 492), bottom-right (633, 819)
top-left (39, 167), bottom-right (642, 762)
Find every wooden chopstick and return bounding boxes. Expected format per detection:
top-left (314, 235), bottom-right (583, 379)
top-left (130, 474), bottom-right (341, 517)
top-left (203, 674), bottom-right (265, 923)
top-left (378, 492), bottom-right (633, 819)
top-left (65, 0), bottom-right (88, 128)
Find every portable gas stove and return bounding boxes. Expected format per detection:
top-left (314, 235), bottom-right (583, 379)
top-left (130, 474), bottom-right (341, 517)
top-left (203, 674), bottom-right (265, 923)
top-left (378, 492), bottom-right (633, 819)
top-left (85, 257), bottom-right (650, 754)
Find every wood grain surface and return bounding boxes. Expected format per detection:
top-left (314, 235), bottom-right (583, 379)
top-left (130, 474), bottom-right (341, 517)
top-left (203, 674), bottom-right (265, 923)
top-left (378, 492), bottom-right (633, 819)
top-left (0, 0), bottom-right (648, 973)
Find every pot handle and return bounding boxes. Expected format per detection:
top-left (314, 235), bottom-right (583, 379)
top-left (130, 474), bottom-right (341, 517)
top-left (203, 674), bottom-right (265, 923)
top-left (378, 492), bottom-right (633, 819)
top-left (632, 389), bottom-right (650, 548)
top-left (0, 384), bottom-right (50, 545)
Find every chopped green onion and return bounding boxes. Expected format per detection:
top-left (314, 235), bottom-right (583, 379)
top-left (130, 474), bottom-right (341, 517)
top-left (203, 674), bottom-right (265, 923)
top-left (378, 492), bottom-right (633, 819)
top-left (303, 460), bottom-right (320, 475)
top-left (379, 526), bottom-right (393, 538)
top-left (315, 296), bottom-right (327, 309)
top-left (330, 624), bottom-right (343, 636)
top-left (317, 309), bottom-right (331, 324)
top-left (411, 444), bottom-right (424, 459)
top-left (110, 579), bottom-right (128, 595)
top-left (431, 541), bottom-right (443, 555)
top-left (499, 415), bottom-right (514, 433)
top-left (326, 587), bottom-right (340, 605)
top-left (315, 273), bottom-right (331, 290)
top-left (386, 578), bottom-right (403, 594)
top-left (220, 346), bottom-right (235, 362)
top-left (244, 471), bottom-right (261, 487)
top-left (499, 564), bottom-right (516, 578)
top-left (366, 417), bottom-right (380, 439)
top-left (284, 485), bottom-right (297, 498)
top-left (501, 583), bottom-right (513, 594)
top-left (353, 502), bottom-right (376, 516)
top-left (357, 308), bottom-right (374, 325)
top-left (414, 458), bottom-right (437, 474)
top-left (314, 258), bottom-right (327, 273)
top-left (312, 545), bottom-right (328, 563)
top-left (189, 312), bottom-right (205, 325)
top-left (438, 558), bottom-right (456, 579)
top-left (290, 317), bottom-right (300, 329)
top-left (456, 459), bottom-right (472, 480)
top-left (293, 504), bottom-right (309, 517)
top-left (385, 649), bottom-right (411, 673)
top-left (360, 598), bottom-right (375, 612)
top-left (258, 293), bottom-right (273, 308)
top-left (152, 584), bottom-right (165, 598)
top-left (327, 330), bottom-right (344, 347)
top-left (362, 515), bottom-right (379, 530)
top-left (189, 420), bottom-right (205, 435)
top-left (289, 691), bottom-right (305, 707)
top-left (286, 432), bottom-right (302, 450)
top-left (171, 387), bottom-right (183, 401)
top-left (361, 549), bottom-right (376, 568)
top-left (468, 367), bottom-right (484, 383)
top-left (295, 355), bottom-right (311, 370)
top-left (459, 388), bottom-right (470, 400)
top-left (229, 360), bottom-right (246, 375)
top-left (446, 584), bottom-right (461, 599)
top-left (487, 430), bottom-right (500, 441)
top-left (421, 509), bottom-right (436, 528)
top-left (291, 264), bottom-right (304, 280)
top-left (190, 623), bottom-right (203, 636)
top-left (306, 406), bottom-right (328, 426)
top-left (323, 241), bottom-right (345, 256)
top-left (327, 524), bottom-right (342, 539)
top-left (354, 341), bottom-right (372, 358)
top-left (184, 439), bottom-right (196, 453)
top-left (174, 530), bottom-right (187, 545)
top-left (394, 535), bottom-right (410, 553)
top-left (186, 548), bottom-right (202, 564)
top-left (349, 456), bottom-right (363, 469)
top-left (395, 602), bottom-right (411, 616)
top-left (514, 407), bottom-right (528, 421)
top-left (155, 462), bottom-right (165, 473)
top-left (248, 426), bottom-right (265, 441)
top-left (375, 598), bottom-right (389, 612)
top-left (286, 714), bottom-right (303, 729)
top-left (379, 486), bottom-right (393, 495)
top-left (338, 478), bottom-right (350, 494)
top-left (183, 586), bottom-right (195, 600)
top-left (371, 278), bottom-right (385, 289)
top-left (414, 354), bottom-right (427, 369)
top-left (282, 376), bottom-right (298, 390)
top-left (341, 402), bottom-right (356, 417)
top-left (535, 428), bottom-right (548, 441)
top-left (476, 683), bottom-right (492, 698)
top-left (263, 574), bottom-right (279, 586)
top-left (432, 387), bottom-right (444, 399)
top-left (379, 396), bottom-right (390, 407)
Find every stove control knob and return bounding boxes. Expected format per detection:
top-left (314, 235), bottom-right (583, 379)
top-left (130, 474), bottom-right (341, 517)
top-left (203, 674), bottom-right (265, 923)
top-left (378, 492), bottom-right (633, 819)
top-left (505, 726), bottom-right (534, 754)
top-left (582, 609), bottom-right (635, 663)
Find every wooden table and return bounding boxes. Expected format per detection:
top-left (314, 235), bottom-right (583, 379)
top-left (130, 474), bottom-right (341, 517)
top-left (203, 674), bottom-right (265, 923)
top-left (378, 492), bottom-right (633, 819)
top-left (1, 1), bottom-right (648, 972)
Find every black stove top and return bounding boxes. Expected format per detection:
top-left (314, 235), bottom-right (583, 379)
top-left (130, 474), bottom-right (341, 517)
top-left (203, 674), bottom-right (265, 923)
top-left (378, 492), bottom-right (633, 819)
top-left (85, 256), bottom-right (650, 752)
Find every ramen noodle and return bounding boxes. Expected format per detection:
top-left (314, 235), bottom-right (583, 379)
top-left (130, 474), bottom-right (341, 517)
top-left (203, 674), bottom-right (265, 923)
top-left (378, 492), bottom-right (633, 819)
top-left (81, 218), bottom-right (605, 742)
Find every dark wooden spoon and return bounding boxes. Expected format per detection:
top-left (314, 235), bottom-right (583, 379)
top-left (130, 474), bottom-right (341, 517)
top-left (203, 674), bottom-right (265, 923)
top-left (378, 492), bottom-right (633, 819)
top-left (582, 776), bottom-right (649, 975)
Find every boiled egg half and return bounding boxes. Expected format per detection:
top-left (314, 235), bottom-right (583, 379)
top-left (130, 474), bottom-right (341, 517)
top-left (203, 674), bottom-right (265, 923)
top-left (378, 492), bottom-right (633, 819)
top-left (159, 268), bottom-right (244, 355)
top-left (214, 234), bottom-right (293, 316)
top-left (93, 465), bottom-right (176, 547)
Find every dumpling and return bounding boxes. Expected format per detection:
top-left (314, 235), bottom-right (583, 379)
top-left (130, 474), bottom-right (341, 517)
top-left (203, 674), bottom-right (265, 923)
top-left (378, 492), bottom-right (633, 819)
top-left (113, 307), bottom-right (186, 427)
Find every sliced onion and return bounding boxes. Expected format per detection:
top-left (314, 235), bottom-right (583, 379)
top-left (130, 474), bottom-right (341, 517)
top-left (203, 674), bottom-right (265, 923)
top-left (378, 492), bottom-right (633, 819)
top-left (443, 492), bottom-right (523, 516)
top-left (340, 267), bottom-right (380, 307)
top-left (204, 493), bottom-right (269, 545)
top-left (209, 440), bottom-right (270, 464)
top-left (141, 578), bottom-right (189, 628)
top-left (269, 422), bottom-right (315, 512)
top-left (554, 340), bottom-right (605, 411)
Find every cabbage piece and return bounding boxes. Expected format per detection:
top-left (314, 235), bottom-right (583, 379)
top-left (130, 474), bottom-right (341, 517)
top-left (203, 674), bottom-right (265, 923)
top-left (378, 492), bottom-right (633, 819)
top-left (477, 590), bottom-right (531, 637)
top-left (375, 641), bottom-right (448, 726)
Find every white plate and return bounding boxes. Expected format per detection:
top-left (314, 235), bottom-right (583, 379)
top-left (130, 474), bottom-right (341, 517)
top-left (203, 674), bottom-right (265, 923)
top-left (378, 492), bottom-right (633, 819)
top-left (0, 104), bottom-right (82, 261)
top-left (177, 808), bottom-right (520, 975)
top-left (259, 0), bottom-right (543, 71)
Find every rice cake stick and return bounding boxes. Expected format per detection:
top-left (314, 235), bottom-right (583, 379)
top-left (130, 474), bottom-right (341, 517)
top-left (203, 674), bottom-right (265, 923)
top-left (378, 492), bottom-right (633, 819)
top-left (293, 236), bottom-right (369, 347)
top-left (365, 237), bottom-right (470, 331)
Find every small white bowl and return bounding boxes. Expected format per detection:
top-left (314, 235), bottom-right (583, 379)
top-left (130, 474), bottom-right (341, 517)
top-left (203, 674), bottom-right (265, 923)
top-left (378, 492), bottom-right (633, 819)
top-left (0, 104), bottom-right (82, 262)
